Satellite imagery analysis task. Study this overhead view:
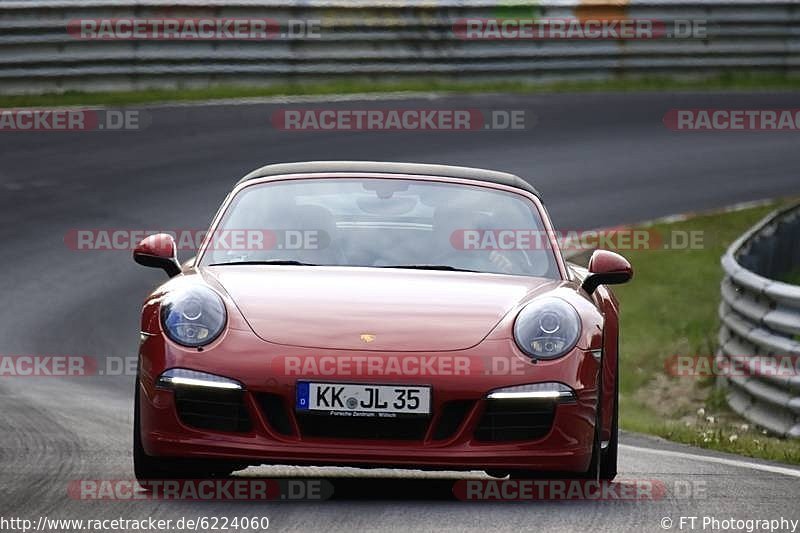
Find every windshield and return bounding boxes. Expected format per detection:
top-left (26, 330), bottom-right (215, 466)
top-left (200, 178), bottom-right (559, 278)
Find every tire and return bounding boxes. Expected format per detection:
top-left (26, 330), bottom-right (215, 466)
top-left (133, 377), bottom-right (244, 485)
top-left (598, 352), bottom-right (619, 481)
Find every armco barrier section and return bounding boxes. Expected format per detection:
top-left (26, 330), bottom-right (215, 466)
top-left (0, 0), bottom-right (799, 93)
top-left (718, 203), bottom-right (800, 438)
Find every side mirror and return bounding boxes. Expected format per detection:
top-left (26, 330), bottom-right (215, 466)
top-left (582, 250), bottom-right (633, 295)
top-left (133, 234), bottom-right (181, 278)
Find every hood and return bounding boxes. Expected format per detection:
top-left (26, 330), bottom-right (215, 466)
top-left (206, 266), bottom-right (558, 351)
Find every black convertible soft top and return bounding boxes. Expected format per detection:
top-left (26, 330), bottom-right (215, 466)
top-left (236, 161), bottom-right (539, 197)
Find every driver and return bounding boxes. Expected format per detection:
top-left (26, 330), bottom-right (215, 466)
top-left (431, 206), bottom-right (519, 274)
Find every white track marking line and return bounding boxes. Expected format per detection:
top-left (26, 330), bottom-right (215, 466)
top-left (620, 444), bottom-right (800, 479)
top-left (10, 91), bottom-right (450, 112)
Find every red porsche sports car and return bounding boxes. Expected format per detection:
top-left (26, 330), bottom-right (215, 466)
top-left (133, 161), bottom-right (632, 482)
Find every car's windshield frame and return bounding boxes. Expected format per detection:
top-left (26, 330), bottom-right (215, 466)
top-left (195, 173), bottom-right (566, 279)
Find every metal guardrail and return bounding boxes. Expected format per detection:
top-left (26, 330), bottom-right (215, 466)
top-left (718, 203), bottom-right (800, 438)
top-left (0, 0), bottom-right (798, 94)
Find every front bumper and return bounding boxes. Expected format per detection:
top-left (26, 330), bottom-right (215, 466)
top-left (138, 329), bottom-right (600, 472)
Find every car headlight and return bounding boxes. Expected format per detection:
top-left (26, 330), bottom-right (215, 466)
top-left (160, 285), bottom-right (227, 347)
top-left (513, 297), bottom-right (581, 360)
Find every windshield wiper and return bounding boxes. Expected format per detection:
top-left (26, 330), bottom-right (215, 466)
top-left (208, 260), bottom-right (320, 267)
top-left (377, 264), bottom-right (477, 273)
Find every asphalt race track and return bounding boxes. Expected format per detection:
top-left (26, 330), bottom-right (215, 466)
top-left (2, 92), bottom-right (800, 532)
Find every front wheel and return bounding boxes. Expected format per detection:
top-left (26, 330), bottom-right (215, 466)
top-left (584, 348), bottom-right (619, 481)
top-left (598, 362), bottom-right (619, 481)
top-left (133, 377), bottom-right (245, 484)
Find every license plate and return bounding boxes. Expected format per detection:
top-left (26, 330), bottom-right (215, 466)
top-left (296, 382), bottom-right (431, 416)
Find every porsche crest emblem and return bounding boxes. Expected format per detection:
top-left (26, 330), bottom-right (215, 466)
top-left (360, 334), bottom-right (376, 343)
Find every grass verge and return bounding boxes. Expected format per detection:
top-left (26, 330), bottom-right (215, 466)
top-left (2, 72), bottom-right (800, 108)
top-left (610, 200), bottom-right (800, 465)
top-left (779, 270), bottom-right (800, 285)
